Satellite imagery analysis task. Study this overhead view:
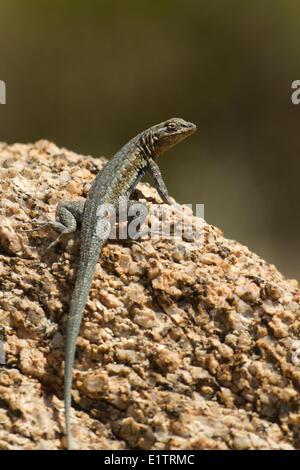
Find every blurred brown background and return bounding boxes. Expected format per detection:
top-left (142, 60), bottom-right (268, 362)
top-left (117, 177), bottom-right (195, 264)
top-left (0, 0), bottom-right (299, 280)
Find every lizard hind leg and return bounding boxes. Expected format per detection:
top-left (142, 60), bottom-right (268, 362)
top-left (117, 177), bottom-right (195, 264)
top-left (46, 200), bottom-right (85, 250)
top-left (21, 200), bottom-right (85, 250)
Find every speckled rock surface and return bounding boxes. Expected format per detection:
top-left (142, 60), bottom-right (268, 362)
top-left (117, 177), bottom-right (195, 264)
top-left (0, 140), bottom-right (299, 450)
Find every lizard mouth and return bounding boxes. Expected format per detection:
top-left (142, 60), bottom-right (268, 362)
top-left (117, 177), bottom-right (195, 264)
top-left (185, 122), bottom-right (197, 134)
top-left (176, 122), bottom-right (197, 138)
top-left (174, 122), bottom-right (197, 138)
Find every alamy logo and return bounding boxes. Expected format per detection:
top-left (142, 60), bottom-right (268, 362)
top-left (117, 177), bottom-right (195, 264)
top-left (95, 197), bottom-right (205, 250)
top-left (291, 80), bottom-right (300, 105)
top-left (0, 341), bottom-right (5, 364)
top-left (0, 80), bottom-right (6, 104)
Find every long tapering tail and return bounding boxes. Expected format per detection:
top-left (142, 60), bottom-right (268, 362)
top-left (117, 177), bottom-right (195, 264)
top-left (64, 241), bottom-right (104, 450)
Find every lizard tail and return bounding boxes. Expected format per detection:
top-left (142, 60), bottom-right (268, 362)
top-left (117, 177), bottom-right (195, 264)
top-left (64, 242), bottom-right (104, 450)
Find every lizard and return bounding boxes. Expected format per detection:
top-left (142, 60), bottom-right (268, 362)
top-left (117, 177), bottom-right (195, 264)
top-left (26, 118), bottom-right (196, 449)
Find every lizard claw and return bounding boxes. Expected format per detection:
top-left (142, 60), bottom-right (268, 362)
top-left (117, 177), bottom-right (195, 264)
top-left (18, 221), bottom-right (50, 232)
top-left (18, 220), bottom-right (65, 250)
top-left (45, 233), bottom-right (66, 250)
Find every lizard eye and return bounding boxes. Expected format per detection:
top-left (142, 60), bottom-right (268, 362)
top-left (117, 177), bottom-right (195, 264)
top-left (166, 122), bottom-right (177, 132)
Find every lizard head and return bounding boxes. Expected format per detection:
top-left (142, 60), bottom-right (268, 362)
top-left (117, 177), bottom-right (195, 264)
top-left (151, 118), bottom-right (197, 157)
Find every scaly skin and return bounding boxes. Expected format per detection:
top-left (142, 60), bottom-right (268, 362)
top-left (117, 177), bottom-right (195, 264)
top-left (35, 118), bottom-right (196, 449)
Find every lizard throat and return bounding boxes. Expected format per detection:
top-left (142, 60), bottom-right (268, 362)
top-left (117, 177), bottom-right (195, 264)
top-left (138, 128), bottom-right (156, 158)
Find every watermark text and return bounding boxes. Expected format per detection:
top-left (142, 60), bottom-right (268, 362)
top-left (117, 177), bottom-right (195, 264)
top-left (95, 197), bottom-right (205, 250)
top-left (291, 80), bottom-right (300, 104)
top-left (0, 80), bottom-right (6, 104)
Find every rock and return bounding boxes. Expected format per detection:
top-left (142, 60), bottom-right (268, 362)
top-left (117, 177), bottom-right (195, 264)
top-left (0, 140), bottom-right (299, 449)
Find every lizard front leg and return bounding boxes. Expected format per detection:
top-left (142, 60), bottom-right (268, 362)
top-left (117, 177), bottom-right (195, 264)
top-left (147, 158), bottom-right (172, 205)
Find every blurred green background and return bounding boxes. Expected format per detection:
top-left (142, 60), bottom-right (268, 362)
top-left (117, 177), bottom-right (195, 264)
top-left (0, 0), bottom-right (299, 280)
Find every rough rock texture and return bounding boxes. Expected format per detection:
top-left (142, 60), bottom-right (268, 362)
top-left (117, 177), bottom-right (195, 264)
top-left (0, 140), bottom-right (299, 450)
